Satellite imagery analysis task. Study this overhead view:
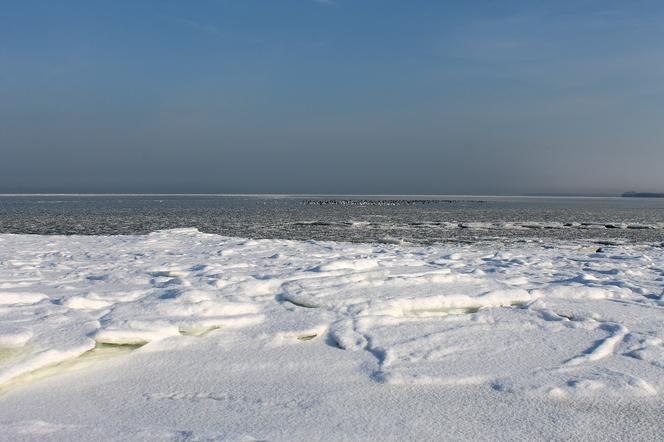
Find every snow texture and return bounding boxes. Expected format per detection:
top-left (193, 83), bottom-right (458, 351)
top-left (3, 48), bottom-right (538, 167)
top-left (1, 229), bottom-right (664, 440)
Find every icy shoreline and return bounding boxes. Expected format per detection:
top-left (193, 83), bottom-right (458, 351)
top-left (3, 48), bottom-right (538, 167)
top-left (1, 229), bottom-right (664, 440)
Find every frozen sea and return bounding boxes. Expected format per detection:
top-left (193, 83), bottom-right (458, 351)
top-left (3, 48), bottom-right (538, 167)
top-left (1, 195), bottom-right (664, 441)
top-left (1, 194), bottom-right (663, 244)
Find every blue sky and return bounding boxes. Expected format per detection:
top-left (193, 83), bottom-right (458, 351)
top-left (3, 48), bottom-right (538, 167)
top-left (1, 0), bottom-right (663, 194)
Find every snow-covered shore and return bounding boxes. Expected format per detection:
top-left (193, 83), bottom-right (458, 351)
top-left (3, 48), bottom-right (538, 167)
top-left (1, 229), bottom-right (664, 440)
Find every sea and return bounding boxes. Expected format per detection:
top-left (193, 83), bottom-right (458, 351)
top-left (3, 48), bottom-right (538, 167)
top-left (1, 194), bottom-right (663, 245)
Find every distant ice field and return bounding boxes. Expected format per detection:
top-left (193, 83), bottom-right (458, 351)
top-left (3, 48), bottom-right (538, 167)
top-left (1, 195), bottom-right (663, 244)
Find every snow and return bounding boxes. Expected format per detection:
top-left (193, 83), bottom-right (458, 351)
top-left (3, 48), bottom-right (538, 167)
top-left (1, 228), bottom-right (664, 440)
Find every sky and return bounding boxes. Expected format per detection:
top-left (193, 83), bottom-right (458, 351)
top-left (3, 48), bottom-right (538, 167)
top-left (1, 0), bottom-right (663, 195)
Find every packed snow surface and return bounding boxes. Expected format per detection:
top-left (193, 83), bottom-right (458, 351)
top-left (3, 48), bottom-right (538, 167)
top-left (1, 229), bottom-right (664, 440)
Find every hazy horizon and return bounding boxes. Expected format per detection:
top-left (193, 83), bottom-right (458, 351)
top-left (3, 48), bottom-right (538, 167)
top-left (2, 1), bottom-right (664, 195)
top-left (0, 191), bottom-right (648, 198)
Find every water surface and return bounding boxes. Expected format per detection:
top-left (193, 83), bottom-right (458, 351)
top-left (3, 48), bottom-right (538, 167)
top-left (1, 195), bottom-right (663, 245)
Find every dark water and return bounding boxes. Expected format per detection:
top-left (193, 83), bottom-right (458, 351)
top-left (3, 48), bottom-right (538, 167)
top-left (1, 195), bottom-right (663, 245)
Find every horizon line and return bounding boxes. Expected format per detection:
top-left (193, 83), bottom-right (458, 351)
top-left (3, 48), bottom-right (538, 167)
top-left (0, 192), bottom-right (627, 199)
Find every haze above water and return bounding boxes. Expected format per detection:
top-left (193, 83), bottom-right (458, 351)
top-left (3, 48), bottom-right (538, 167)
top-left (2, 1), bottom-right (664, 195)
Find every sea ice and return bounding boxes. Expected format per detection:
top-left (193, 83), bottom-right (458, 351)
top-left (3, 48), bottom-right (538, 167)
top-left (0, 229), bottom-right (663, 440)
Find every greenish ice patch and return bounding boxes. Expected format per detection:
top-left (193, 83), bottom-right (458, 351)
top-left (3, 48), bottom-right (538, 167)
top-left (1, 343), bottom-right (144, 395)
top-left (405, 306), bottom-right (481, 317)
top-left (297, 334), bottom-right (318, 341)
